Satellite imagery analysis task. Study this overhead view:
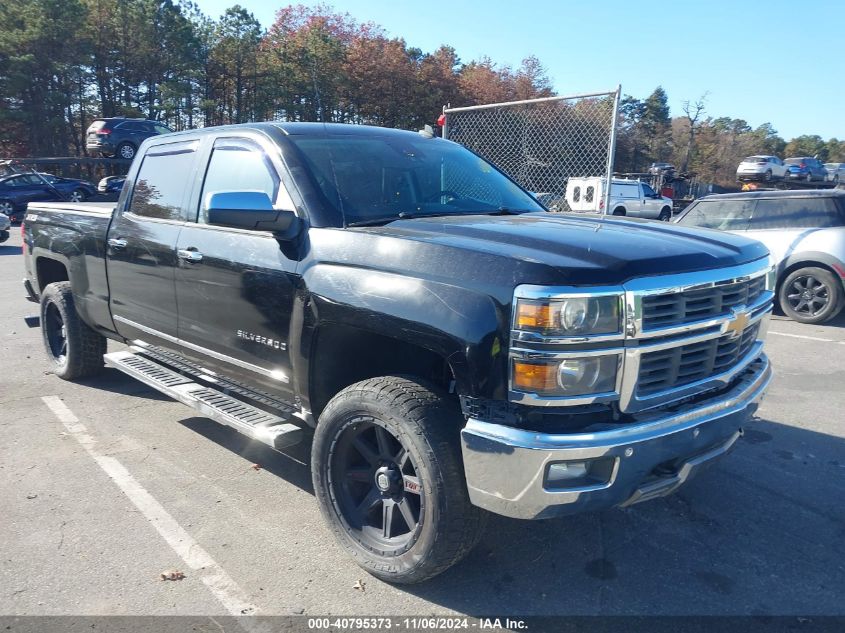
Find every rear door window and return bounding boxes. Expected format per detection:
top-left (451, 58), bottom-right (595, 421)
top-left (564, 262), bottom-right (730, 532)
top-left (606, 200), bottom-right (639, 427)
top-left (678, 199), bottom-right (755, 230)
top-left (128, 141), bottom-right (198, 221)
top-left (749, 197), bottom-right (844, 229)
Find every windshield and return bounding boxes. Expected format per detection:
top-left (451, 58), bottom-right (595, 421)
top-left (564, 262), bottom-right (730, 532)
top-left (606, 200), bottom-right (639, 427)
top-left (784, 158), bottom-right (804, 165)
top-left (288, 134), bottom-right (544, 225)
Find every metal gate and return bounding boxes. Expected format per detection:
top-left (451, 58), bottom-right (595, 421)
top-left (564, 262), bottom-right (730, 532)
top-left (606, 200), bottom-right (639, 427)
top-left (443, 87), bottom-right (620, 212)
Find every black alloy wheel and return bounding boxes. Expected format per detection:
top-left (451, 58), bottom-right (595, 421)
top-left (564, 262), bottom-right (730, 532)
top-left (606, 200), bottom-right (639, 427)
top-left (312, 376), bottom-right (485, 584)
top-left (331, 420), bottom-right (423, 554)
top-left (44, 301), bottom-right (68, 367)
top-left (779, 267), bottom-right (844, 324)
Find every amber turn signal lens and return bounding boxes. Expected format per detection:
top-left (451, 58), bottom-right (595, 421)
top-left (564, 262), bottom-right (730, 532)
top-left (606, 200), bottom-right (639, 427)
top-left (513, 361), bottom-right (558, 393)
top-left (516, 302), bottom-right (555, 330)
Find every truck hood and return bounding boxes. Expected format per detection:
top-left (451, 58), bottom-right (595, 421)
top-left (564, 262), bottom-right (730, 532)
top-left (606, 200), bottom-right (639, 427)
top-left (359, 212), bottom-right (769, 286)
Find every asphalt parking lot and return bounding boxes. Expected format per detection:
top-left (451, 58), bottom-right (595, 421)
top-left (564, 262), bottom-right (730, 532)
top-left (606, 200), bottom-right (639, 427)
top-left (2, 227), bottom-right (844, 618)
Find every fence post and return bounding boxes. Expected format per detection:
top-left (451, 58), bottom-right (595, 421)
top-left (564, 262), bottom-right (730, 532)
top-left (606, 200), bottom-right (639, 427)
top-left (603, 85), bottom-right (621, 217)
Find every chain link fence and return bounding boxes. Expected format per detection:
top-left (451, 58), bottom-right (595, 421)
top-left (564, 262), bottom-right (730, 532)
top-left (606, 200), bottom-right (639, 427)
top-left (443, 88), bottom-right (620, 212)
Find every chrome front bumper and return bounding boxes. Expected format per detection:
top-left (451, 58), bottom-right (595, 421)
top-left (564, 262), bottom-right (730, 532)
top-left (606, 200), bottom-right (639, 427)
top-left (461, 354), bottom-right (771, 519)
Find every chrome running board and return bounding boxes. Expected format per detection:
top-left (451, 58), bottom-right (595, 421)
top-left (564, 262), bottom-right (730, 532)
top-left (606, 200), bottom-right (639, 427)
top-left (104, 350), bottom-right (303, 450)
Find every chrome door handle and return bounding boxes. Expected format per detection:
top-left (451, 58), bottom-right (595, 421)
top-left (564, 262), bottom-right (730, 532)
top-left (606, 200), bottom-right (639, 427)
top-left (177, 249), bottom-right (203, 263)
top-left (107, 238), bottom-right (127, 249)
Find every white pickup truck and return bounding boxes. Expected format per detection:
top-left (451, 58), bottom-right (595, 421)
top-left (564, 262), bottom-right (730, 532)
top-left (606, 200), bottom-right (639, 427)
top-left (566, 177), bottom-right (674, 221)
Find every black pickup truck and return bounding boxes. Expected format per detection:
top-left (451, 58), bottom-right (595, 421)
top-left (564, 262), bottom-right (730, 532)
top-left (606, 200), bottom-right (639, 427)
top-left (23, 122), bottom-right (774, 584)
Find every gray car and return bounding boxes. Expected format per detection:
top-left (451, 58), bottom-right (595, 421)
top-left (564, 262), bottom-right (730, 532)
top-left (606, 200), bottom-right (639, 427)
top-left (675, 189), bottom-right (845, 324)
top-left (0, 208), bottom-right (10, 243)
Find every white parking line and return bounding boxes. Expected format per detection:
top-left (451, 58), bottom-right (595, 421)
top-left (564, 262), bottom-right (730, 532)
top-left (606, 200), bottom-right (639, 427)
top-left (768, 331), bottom-right (844, 343)
top-left (41, 395), bottom-right (258, 616)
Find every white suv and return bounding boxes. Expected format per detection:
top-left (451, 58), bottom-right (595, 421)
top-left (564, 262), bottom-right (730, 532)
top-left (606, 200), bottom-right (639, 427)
top-left (736, 155), bottom-right (787, 182)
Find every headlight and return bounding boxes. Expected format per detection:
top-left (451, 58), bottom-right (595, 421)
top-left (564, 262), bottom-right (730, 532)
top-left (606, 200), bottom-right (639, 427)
top-left (512, 355), bottom-right (619, 397)
top-left (515, 294), bottom-right (622, 336)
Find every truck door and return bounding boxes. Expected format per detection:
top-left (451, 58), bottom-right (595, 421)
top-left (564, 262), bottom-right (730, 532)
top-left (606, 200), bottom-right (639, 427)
top-left (639, 182), bottom-right (660, 218)
top-left (106, 139), bottom-right (199, 350)
top-left (174, 136), bottom-right (300, 400)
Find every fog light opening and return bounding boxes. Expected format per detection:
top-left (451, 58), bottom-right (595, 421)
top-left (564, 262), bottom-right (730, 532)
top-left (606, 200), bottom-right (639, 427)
top-left (544, 457), bottom-right (616, 490)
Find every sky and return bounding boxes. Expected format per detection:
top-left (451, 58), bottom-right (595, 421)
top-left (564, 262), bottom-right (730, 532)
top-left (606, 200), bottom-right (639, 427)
top-left (195, 0), bottom-right (843, 141)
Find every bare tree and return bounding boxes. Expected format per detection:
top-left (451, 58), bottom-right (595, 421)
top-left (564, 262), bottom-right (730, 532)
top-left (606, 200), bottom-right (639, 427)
top-left (681, 92), bottom-right (708, 172)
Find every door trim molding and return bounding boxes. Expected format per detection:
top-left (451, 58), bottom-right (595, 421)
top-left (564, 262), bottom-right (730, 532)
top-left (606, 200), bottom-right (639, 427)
top-left (113, 315), bottom-right (289, 383)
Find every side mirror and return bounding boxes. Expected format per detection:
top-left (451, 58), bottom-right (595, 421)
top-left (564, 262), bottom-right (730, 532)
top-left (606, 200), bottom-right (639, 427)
top-left (206, 191), bottom-right (300, 238)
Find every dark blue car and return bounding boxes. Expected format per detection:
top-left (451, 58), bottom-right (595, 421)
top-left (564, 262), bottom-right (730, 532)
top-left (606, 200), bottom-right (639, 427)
top-left (0, 173), bottom-right (97, 222)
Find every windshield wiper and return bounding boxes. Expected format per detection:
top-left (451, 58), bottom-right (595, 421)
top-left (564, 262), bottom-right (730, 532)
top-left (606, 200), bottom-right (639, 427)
top-left (346, 210), bottom-right (459, 227)
top-left (346, 207), bottom-right (532, 227)
top-left (486, 207), bottom-right (528, 215)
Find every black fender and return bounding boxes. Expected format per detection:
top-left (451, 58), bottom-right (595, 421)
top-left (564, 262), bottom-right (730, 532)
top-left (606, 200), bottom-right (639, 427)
top-left (296, 262), bottom-right (509, 413)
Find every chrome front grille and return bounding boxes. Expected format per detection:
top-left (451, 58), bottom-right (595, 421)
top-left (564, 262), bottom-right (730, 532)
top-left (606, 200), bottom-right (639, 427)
top-left (510, 260), bottom-right (774, 411)
top-left (642, 275), bottom-right (766, 330)
top-left (637, 323), bottom-right (760, 396)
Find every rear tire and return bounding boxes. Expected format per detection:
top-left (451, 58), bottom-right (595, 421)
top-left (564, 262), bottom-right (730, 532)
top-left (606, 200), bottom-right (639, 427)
top-left (116, 142), bottom-right (136, 160)
top-left (612, 207), bottom-right (626, 216)
top-left (764, 170), bottom-right (772, 182)
top-left (312, 376), bottom-right (485, 584)
top-left (69, 188), bottom-right (88, 203)
top-left (40, 281), bottom-right (106, 380)
top-left (778, 267), bottom-right (843, 324)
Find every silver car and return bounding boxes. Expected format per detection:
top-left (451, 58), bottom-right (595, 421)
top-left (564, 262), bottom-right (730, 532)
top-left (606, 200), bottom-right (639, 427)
top-left (675, 190), bottom-right (845, 324)
top-left (824, 162), bottom-right (845, 184)
top-left (0, 209), bottom-right (9, 243)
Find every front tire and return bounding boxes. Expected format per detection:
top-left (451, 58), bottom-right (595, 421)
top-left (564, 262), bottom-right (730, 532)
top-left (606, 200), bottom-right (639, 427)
top-left (778, 267), bottom-right (843, 324)
top-left (658, 207), bottom-right (672, 221)
top-left (312, 376), bottom-right (485, 584)
top-left (40, 282), bottom-right (106, 379)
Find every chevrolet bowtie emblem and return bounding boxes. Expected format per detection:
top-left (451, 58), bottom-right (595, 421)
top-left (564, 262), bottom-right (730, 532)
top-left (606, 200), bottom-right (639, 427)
top-left (725, 307), bottom-right (750, 338)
